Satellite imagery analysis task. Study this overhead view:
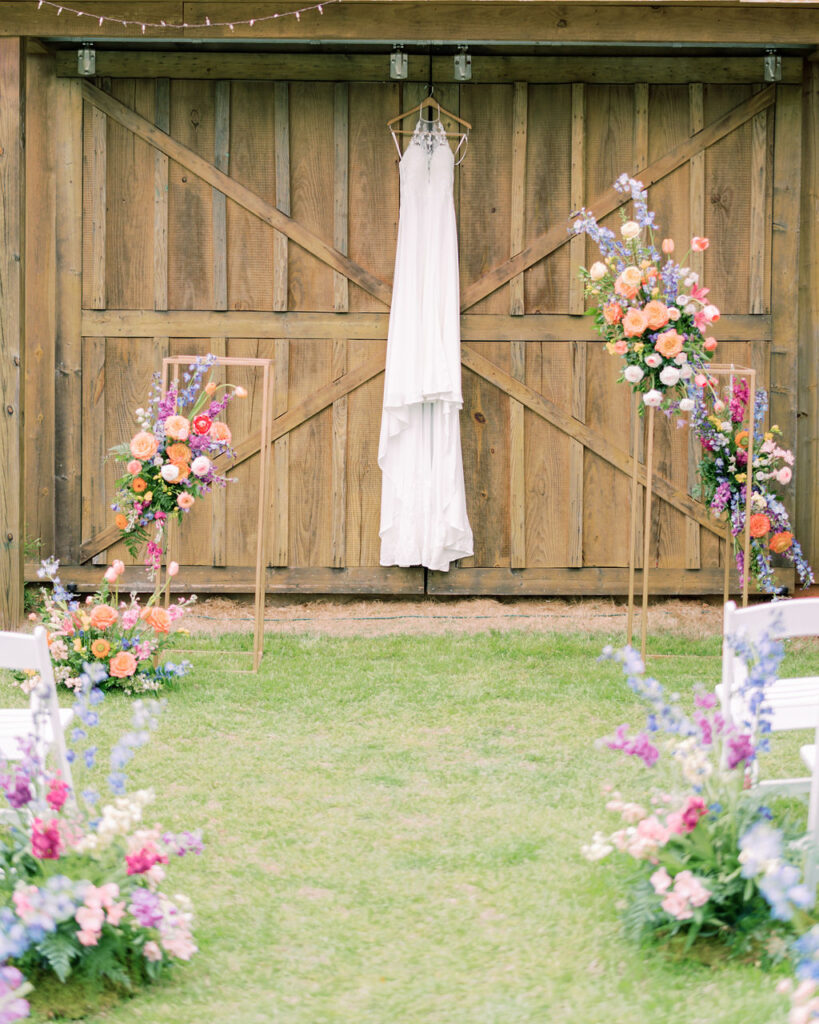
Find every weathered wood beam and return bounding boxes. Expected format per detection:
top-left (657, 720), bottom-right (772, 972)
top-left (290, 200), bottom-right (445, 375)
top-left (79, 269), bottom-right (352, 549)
top-left (460, 346), bottom-right (725, 537)
top-left (426, 566), bottom-right (795, 596)
top-left (54, 52), bottom-right (803, 85)
top-left (6, 4), bottom-right (819, 43)
top-left (80, 80), bottom-right (392, 308)
top-left (80, 309), bottom-right (771, 342)
top-left (0, 38), bottom-right (24, 627)
top-left (27, 563), bottom-right (426, 595)
top-left (461, 85), bottom-right (776, 311)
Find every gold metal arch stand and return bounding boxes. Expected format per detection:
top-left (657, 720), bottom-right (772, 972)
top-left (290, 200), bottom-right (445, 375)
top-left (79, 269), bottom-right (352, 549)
top-left (162, 355), bottom-right (273, 672)
top-left (626, 365), bottom-right (756, 661)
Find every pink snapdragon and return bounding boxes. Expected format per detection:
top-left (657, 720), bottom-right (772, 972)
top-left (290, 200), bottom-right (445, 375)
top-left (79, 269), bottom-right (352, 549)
top-left (31, 818), bottom-right (62, 860)
top-left (46, 776), bottom-right (70, 812)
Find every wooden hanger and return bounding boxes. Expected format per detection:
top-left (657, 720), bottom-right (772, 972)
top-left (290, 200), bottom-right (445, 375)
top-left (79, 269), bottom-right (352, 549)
top-left (387, 93), bottom-right (472, 135)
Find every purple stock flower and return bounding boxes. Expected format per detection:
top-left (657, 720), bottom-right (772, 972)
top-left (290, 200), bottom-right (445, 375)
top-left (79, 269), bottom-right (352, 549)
top-left (725, 732), bottom-right (755, 770)
top-left (606, 724), bottom-right (660, 767)
top-left (4, 771), bottom-right (33, 810)
top-left (129, 887), bottom-right (163, 929)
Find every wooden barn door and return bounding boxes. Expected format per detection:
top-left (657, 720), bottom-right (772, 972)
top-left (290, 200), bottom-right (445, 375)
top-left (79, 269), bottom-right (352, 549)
top-left (29, 63), bottom-right (801, 595)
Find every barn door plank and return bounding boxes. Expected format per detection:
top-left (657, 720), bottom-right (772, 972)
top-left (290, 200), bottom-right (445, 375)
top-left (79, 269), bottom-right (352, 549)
top-left (81, 79), bottom-right (392, 308)
top-left (460, 84), bottom-right (776, 312)
top-left (153, 78), bottom-right (169, 311)
top-left (273, 82), bottom-right (290, 312)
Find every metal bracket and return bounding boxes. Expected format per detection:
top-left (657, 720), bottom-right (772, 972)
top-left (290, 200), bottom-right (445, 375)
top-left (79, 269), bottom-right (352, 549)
top-left (77, 43), bottom-right (95, 77)
top-left (390, 45), bottom-right (408, 81)
top-left (764, 51), bottom-right (782, 83)
top-left (454, 45), bottom-right (472, 82)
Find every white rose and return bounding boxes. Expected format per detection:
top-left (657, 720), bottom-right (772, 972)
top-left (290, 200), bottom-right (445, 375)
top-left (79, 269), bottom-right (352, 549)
top-left (678, 398), bottom-right (695, 412)
top-left (679, 364), bottom-right (693, 380)
top-left (676, 295), bottom-right (689, 306)
top-left (659, 366), bottom-right (681, 387)
top-left (667, 308), bottom-right (681, 321)
top-left (720, 421), bottom-right (732, 433)
top-left (191, 455), bottom-right (211, 477)
top-left (643, 389), bottom-right (663, 408)
top-left (153, 456), bottom-right (163, 467)
top-left (621, 220), bottom-right (641, 240)
top-left (674, 352), bottom-right (688, 365)
top-left (160, 463), bottom-right (180, 483)
top-left (589, 261), bottom-right (607, 281)
top-left (644, 353), bottom-right (662, 368)
top-left (703, 304), bottom-right (720, 322)
top-left (135, 407), bottom-right (145, 417)
top-left (684, 273), bottom-right (699, 287)
top-left (684, 303), bottom-right (698, 315)
top-left (623, 365), bottom-right (644, 384)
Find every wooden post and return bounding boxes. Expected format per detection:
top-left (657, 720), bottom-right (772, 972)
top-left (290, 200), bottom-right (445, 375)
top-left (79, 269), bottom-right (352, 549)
top-left (0, 39), bottom-right (24, 627)
top-left (163, 356), bottom-right (273, 672)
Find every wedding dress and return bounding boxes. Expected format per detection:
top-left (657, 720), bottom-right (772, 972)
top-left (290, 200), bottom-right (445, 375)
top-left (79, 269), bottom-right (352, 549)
top-left (378, 118), bottom-right (474, 572)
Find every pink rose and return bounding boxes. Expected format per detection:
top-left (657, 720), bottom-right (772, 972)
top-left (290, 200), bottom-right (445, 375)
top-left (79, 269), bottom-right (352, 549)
top-left (650, 866), bottom-right (672, 894)
top-left (777, 466), bottom-right (793, 485)
top-left (613, 340), bottom-right (628, 355)
top-left (704, 336), bottom-right (718, 352)
top-left (691, 236), bottom-right (710, 251)
top-left (126, 459), bottom-right (142, 475)
top-left (77, 929), bottom-right (100, 947)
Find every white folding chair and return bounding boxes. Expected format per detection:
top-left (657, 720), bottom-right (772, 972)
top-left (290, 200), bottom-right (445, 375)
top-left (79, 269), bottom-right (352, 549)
top-left (717, 599), bottom-right (819, 886)
top-left (0, 627), bottom-right (74, 792)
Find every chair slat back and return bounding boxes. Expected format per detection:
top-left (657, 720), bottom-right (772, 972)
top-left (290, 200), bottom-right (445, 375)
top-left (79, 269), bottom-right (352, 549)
top-left (724, 598), bottom-right (819, 642)
top-left (0, 627), bottom-right (73, 790)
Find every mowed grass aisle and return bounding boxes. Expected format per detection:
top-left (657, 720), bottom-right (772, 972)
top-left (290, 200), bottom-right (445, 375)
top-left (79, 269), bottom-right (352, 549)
top-left (31, 630), bottom-right (818, 1024)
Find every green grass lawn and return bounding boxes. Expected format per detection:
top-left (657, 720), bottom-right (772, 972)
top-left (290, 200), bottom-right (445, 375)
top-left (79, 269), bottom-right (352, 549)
top-left (20, 629), bottom-right (819, 1023)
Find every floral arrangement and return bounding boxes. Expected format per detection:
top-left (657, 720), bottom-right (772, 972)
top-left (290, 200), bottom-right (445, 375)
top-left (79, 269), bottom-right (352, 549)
top-left (111, 354), bottom-right (245, 574)
top-left (693, 377), bottom-right (813, 594)
top-left (571, 174), bottom-right (718, 411)
top-left (583, 637), bottom-right (818, 963)
top-left (0, 666), bottom-right (202, 1018)
top-left (21, 558), bottom-right (193, 695)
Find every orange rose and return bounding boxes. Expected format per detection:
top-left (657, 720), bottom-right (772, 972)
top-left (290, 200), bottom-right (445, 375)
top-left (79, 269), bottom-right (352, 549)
top-left (622, 307), bottom-right (648, 338)
top-left (164, 415), bottom-right (190, 441)
top-left (602, 303), bottom-right (623, 325)
top-left (141, 606), bottom-right (171, 634)
top-left (129, 431), bottom-right (159, 461)
top-left (177, 492), bottom-right (195, 510)
top-left (109, 651), bottom-right (138, 678)
top-left (614, 277), bottom-right (638, 301)
top-left (770, 531), bottom-right (793, 554)
top-left (91, 638), bottom-right (111, 659)
top-left (132, 477), bottom-right (147, 494)
top-left (115, 513), bottom-right (128, 531)
top-left (166, 443), bottom-right (192, 463)
top-left (172, 462), bottom-right (191, 481)
top-left (654, 329), bottom-right (684, 359)
top-left (749, 513), bottom-right (771, 538)
top-left (89, 604), bottom-right (118, 630)
top-left (210, 421), bottom-right (232, 444)
top-left (643, 300), bottom-right (670, 331)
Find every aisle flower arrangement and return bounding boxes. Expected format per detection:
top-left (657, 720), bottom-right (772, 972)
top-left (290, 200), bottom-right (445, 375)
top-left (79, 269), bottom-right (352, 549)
top-left (111, 354), bottom-right (245, 574)
top-left (571, 174), bottom-right (717, 411)
top-left (21, 558), bottom-right (193, 695)
top-left (0, 669), bottom-right (202, 1018)
top-left (693, 378), bottom-right (813, 594)
top-left (583, 638), bottom-right (817, 961)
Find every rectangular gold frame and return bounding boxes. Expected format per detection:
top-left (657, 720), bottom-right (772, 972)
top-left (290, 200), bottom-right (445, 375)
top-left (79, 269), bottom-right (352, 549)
top-left (162, 355), bottom-right (273, 671)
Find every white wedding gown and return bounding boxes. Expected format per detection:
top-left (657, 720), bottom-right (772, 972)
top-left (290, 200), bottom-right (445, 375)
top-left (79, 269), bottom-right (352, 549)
top-left (378, 119), bottom-right (474, 572)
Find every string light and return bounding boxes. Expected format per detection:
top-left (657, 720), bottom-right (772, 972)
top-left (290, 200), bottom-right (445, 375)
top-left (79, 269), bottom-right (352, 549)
top-left (31, 0), bottom-right (338, 30)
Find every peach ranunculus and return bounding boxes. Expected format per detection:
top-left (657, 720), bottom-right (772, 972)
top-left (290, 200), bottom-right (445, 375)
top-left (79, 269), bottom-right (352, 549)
top-left (749, 513), bottom-right (772, 538)
top-left (166, 443), bottom-right (192, 463)
top-left (613, 340), bottom-right (628, 355)
top-left (643, 300), bottom-right (670, 331)
top-left (164, 415), bottom-right (190, 441)
top-left (141, 606), bottom-right (171, 634)
top-left (89, 604), bottom-right (118, 631)
top-left (614, 279), bottom-right (638, 301)
top-left (177, 492), bottom-right (195, 510)
top-left (770, 531), bottom-right (793, 554)
top-left (603, 302), bottom-right (623, 325)
top-left (622, 307), bottom-right (649, 338)
top-left (129, 431), bottom-right (159, 461)
top-left (209, 421), bottom-right (232, 444)
top-left (115, 513), bottom-right (128, 531)
top-left (109, 651), bottom-right (138, 678)
top-left (654, 329), bottom-right (684, 359)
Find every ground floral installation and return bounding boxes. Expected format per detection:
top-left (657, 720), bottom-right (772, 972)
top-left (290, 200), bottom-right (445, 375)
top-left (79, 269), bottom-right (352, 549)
top-left (21, 559), bottom-right (193, 695)
top-left (0, 665), bottom-right (202, 1020)
top-left (693, 377), bottom-right (814, 595)
top-left (111, 354), bottom-right (245, 577)
top-left (571, 174), bottom-right (718, 412)
top-left (584, 636), bottom-right (819, 1020)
